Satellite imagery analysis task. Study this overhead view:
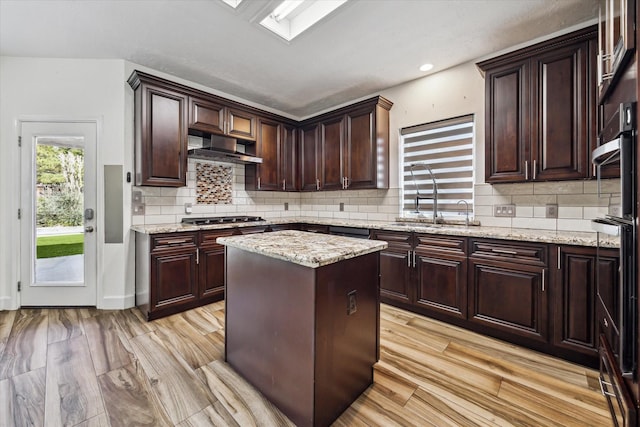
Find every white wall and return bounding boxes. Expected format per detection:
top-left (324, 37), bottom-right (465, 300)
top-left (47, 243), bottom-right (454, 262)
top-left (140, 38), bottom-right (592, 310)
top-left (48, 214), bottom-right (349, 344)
top-left (0, 57), bottom-right (130, 310)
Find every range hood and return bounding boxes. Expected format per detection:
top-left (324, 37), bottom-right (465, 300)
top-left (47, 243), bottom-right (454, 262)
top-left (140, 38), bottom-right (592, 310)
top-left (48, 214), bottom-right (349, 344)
top-left (187, 134), bottom-right (262, 165)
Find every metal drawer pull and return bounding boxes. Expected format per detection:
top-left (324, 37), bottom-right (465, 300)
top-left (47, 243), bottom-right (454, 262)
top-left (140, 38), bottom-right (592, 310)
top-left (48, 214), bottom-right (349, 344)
top-left (491, 248), bottom-right (518, 255)
top-left (598, 377), bottom-right (616, 398)
top-left (162, 239), bottom-right (188, 245)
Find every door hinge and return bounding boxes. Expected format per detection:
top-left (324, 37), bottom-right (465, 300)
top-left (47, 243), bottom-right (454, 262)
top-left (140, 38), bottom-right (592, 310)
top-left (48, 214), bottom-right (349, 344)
top-left (18, 136), bottom-right (22, 147)
top-left (18, 208), bottom-right (21, 219)
top-left (17, 281), bottom-right (21, 292)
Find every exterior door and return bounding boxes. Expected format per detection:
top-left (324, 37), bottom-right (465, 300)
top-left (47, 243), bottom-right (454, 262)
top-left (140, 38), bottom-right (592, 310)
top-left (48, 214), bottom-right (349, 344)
top-left (20, 121), bottom-right (97, 306)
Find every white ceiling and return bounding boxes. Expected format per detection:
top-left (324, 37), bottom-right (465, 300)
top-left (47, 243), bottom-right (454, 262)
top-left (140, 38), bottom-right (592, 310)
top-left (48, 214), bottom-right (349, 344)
top-left (0, 0), bottom-right (598, 118)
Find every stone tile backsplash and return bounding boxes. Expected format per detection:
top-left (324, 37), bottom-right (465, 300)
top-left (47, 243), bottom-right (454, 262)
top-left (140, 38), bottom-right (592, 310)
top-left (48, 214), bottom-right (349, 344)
top-left (132, 158), bottom-right (619, 233)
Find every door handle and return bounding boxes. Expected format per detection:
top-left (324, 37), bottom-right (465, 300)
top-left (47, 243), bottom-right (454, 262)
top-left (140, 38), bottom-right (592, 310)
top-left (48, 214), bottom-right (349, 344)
top-left (84, 226), bottom-right (94, 233)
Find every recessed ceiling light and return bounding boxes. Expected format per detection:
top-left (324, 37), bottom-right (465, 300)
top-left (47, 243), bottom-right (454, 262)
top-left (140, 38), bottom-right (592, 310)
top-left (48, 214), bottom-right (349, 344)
top-left (260, 0), bottom-right (348, 41)
top-left (419, 63), bottom-right (434, 72)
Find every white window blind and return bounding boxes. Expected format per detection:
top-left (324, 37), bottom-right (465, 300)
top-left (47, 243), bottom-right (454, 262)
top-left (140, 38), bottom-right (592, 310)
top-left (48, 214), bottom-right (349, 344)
top-left (401, 115), bottom-right (474, 218)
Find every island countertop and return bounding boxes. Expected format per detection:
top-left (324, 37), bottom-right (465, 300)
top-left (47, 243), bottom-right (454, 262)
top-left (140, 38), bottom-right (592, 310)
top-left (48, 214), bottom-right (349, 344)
top-left (217, 230), bottom-right (388, 268)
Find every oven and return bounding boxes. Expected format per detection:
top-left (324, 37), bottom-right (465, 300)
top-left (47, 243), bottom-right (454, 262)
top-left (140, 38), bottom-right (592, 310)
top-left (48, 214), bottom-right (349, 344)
top-left (592, 102), bottom-right (637, 426)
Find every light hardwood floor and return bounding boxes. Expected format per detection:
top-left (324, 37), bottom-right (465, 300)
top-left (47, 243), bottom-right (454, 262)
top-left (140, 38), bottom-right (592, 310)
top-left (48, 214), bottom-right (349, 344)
top-left (0, 302), bottom-right (612, 426)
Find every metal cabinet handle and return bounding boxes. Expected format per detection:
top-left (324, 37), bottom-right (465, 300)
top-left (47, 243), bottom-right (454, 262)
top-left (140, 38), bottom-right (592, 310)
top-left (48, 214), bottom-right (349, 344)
top-left (413, 251), bottom-right (416, 268)
top-left (196, 248), bottom-right (199, 264)
top-left (407, 251), bottom-right (411, 268)
top-left (557, 247), bottom-right (561, 270)
top-left (598, 377), bottom-right (616, 398)
top-left (257, 177), bottom-right (261, 190)
top-left (316, 178), bottom-right (320, 191)
top-left (542, 269), bottom-right (545, 292)
top-left (282, 179), bottom-right (286, 190)
top-left (525, 160), bottom-right (528, 180)
top-left (491, 248), bottom-right (518, 255)
top-left (533, 160), bottom-right (537, 180)
top-left (163, 239), bottom-right (187, 245)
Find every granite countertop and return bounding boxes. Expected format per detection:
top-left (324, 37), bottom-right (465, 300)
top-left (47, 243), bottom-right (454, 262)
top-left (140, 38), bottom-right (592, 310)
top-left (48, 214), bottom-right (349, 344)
top-left (217, 230), bottom-right (388, 268)
top-left (132, 216), bottom-right (619, 248)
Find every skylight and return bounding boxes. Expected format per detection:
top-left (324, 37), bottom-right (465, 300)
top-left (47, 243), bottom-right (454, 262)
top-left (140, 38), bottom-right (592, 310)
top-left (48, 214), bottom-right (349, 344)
top-left (260, 0), bottom-right (348, 41)
top-left (221, 0), bottom-right (243, 8)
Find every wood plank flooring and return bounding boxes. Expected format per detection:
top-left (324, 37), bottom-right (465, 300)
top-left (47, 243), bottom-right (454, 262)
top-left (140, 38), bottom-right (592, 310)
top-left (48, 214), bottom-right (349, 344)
top-left (0, 302), bottom-right (611, 426)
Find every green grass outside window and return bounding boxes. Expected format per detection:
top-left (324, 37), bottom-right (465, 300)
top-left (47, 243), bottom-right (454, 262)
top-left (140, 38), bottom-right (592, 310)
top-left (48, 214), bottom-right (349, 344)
top-left (36, 233), bottom-right (84, 259)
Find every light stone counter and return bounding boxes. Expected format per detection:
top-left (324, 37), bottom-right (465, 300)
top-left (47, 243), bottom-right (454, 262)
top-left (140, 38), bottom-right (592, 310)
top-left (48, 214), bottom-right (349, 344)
top-left (217, 230), bottom-right (388, 268)
top-left (131, 216), bottom-right (619, 248)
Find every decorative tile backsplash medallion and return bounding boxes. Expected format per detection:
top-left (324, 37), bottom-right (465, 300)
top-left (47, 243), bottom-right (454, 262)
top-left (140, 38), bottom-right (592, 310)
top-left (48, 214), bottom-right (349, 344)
top-left (196, 162), bottom-right (233, 204)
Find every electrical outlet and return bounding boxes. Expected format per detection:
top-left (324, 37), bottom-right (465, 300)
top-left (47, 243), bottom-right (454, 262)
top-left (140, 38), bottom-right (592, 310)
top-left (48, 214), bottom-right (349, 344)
top-left (545, 204), bottom-right (558, 218)
top-left (609, 205), bottom-right (621, 217)
top-left (339, 202), bottom-right (344, 212)
top-left (347, 290), bottom-right (357, 315)
top-left (494, 204), bottom-right (516, 217)
top-left (132, 203), bottom-right (145, 215)
top-left (132, 190), bottom-right (142, 203)
top-left (284, 202), bottom-right (289, 211)
top-left (184, 203), bottom-right (192, 214)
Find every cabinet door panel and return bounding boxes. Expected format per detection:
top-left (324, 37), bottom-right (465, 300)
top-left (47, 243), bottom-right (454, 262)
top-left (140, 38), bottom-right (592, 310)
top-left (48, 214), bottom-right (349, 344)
top-left (415, 255), bottom-right (467, 319)
top-left (200, 247), bottom-right (225, 301)
top-left (282, 125), bottom-right (297, 191)
top-left (143, 87), bottom-right (187, 186)
top-left (345, 109), bottom-right (375, 189)
top-left (485, 62), bottom-right (529, 183)
top-left (379, 250), bottom-right (412, 304)
top-left (300, 125), bottom-right (319, 191)
top-left (151, 249), bottom-right (198, 309)
top-left (555, 248), bottom-right (596, 353)
top-left (227, 108), bottom-right (256, 141)
top-left (469, 260), bottom-right (547, 341)
top-left (320, 117), bottom-right (344, 190)
top-left (256, 118), bottom-right (281, 191)
top-left (189, 97), bottom-right (225, 134)
top-left (532, 42), bottom-right (590, 180)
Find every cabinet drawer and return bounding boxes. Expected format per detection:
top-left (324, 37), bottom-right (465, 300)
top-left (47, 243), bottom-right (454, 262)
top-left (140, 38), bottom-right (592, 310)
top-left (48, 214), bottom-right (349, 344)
top-left (470, 239), bottom-right (546, 266)
top-left (415, 234), bottom-right (466, 257)
top-left (371, 230), bottom-right (412, 251)
top-left (151, 233), bottom-right (198, 251)
top-left (200, 228), bottom-right (237, 247)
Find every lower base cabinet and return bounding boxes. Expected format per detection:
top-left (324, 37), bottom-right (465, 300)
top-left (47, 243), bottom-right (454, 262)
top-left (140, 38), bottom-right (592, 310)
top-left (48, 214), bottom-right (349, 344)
top-left (136, 226), bottom-right (267, 320)
top-left (373, 231), bottom-right (618, 368)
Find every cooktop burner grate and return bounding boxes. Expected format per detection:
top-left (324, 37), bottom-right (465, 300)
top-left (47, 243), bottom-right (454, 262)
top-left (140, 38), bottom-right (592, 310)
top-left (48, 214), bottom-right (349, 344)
top-left (181, 215), bottom-right (264, 225)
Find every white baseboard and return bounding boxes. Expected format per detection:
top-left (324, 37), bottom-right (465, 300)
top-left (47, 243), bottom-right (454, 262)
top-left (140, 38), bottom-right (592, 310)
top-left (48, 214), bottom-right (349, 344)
top-left (0, 296), bottom-right (19, 311)
top-left (98, 294), bottom-right (135, 310)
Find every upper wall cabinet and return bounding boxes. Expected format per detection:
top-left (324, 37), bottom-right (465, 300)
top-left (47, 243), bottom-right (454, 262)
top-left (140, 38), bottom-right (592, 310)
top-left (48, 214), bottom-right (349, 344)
top-left (597, 0), bottom-right (636, 99)
top-left (189, 96), bottom-right (256, 141)
top-left (128, 71), bottom-right (189, 187)
top-left (478, 26), bottom-right (597, 184)
top-left (301, 96), bottom-right (393, 191)
top-left (246, 118), bottom-right (298, 191)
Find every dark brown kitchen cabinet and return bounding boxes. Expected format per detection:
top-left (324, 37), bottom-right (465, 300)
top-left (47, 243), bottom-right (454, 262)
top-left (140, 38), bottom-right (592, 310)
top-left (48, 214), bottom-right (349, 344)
top-left (128, 71), bottom-right (188, 187)
top-left (136, 232), bottom-right (199, 320)
top-left (374, 230), bottom-right (413, 305)
top-left (247, 118), bottom-right (298, 191)
top-left (414, 234), bottom-right (467, 320)
top-left (478, 26), bottom-right (597, 183)
top-left (552, 245), bottom-right (619, 360)
top-left (300, 96), bottom-right (392, 191)
top-left (299, 124), bottom-right (320, 191)
top-left (188, 95), bottom-right (256, 141)
top-left (468, 239), bottom-right (548, 344)
top-left (199, 229), bottom-right (236, 303)
top-left (372, 230), bottom-right (468, 323)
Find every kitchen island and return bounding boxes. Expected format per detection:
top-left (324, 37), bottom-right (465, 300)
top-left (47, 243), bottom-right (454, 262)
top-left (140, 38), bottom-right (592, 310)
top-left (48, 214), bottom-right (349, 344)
top-left (217, 230), bottom-right (387, 427)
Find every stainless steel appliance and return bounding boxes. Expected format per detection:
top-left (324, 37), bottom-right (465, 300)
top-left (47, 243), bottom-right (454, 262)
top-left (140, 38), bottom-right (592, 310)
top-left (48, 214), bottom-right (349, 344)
top-left (592, 102), bottom-right (637, 426)
top-left (181, 215), bottom-right (264, 225)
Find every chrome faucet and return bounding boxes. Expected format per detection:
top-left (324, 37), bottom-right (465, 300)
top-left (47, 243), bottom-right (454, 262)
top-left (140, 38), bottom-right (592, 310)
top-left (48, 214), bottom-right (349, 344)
top-left (457, 199), bottom-right (470, 227)
top-left (409, 163), bottom-right (438, 224)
